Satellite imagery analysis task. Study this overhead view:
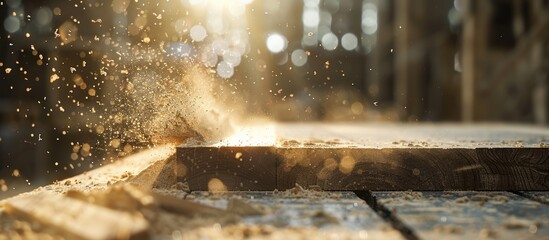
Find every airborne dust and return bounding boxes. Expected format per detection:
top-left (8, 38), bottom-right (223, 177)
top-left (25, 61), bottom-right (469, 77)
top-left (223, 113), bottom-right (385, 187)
top-left (0, 0), bottom-right (253, 193)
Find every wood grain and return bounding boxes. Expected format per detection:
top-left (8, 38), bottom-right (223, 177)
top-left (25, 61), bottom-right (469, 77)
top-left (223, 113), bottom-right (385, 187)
top-left (185, 191), bottom-right (403, 239)
top-left (277, 147), bottom-right (549, 190)
top-left (372, 191), bottom-right (549, 240)
top-left (177, 123), bottom-right (549, 191)
top-left (178, 147), bottom-right (277, 191)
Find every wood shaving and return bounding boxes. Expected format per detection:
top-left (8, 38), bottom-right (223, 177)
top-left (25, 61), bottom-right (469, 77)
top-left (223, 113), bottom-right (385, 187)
top-left (479, 228), bottom-right (498, 238)
top-left (228, 198), bottom-right (264, 216)
top-left (491, 195), bottom-right (509, 204)
top-left (455, 196), bottom-right (469, 203)
top-left (471, 194), bottom-right (491, 202)
top-left (310, 211), bottom-right (339, 226)
top-left (275, 184), bottom-right (342, 200)
top-left (65, 183), bottom-right (155, 213)
top-left (432, 224), bottom-right (464, 234)
top-left (402, 192), bottom-right (423, 200)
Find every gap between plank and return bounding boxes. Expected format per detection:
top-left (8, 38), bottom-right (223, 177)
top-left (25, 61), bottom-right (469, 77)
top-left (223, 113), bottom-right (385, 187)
top-left (354, 191), bottom-right (420, 240)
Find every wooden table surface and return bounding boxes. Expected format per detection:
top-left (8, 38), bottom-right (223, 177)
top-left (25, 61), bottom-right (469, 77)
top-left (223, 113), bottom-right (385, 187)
top-left (1, 144), bottom-right (547, 239)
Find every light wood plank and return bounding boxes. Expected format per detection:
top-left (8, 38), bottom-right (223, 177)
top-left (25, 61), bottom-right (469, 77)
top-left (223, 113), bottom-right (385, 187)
top-left (1, 144), bottom-right (177, 203)
top-left (184, 191), bottom-right (403, 239)
top-left (3, 192), bottom-right (149, 240)
top-left (373, 191), bottom-right (549, 239)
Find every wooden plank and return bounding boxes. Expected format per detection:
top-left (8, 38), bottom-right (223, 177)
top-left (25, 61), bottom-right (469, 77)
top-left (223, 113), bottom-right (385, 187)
top-left (1, 144), bottom-right (177, 203)
top-left (518, 191), bottom-right (549, 205)
top-left (372, 191), bottom-right (549, 239)
top-left (183, 190), bottom-right (403, 239)
top-left (178, 123), bottom-right (549, 191)
top-left (178, 146), bottom-right (277, 191)
top-left (151, 191), bottom-right (227, 216)
top-left (64, 184), bottom-right (208, 217)
top-left (0, 145), bottom-right (182, 239)
top-left (3, 192), bottom-right (149, 240)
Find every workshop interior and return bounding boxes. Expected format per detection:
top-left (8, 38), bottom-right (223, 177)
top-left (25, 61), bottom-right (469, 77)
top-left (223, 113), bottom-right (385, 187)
top-left (0, 0), bottom-right (548, 239)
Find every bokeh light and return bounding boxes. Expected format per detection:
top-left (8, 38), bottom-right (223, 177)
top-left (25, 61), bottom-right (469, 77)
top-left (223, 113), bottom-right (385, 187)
top-left (216, 61), bottom-right (234, 79)
top-left (341, 33), bottom-right (358, 51)
top-left (266, 33), bottom-right (287, 53)
top-left (35, 7), bottom-right (53, 27)
top-left (303, 8), bottom-right (320, 28)
top-left (190, 24), bottom-right (207, 42)
top-left (291, 49), bottom-right (308, 67)
top-left (3, 16), bottom-right (20, 33)
top-left (361, 3), bottom-right (378, 35)
top-left (321, 32), bottom-right (338, 51)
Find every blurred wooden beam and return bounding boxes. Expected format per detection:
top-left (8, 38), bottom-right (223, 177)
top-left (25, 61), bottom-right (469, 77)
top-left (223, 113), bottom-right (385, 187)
top-left (461, 0), bottom-right (490, 122)
top-left (367, 0), bottom-right (393, 106)
top-left (394, 0), bottom-right (426, 121)
top-left (531, 0), bottom-right (549, 125)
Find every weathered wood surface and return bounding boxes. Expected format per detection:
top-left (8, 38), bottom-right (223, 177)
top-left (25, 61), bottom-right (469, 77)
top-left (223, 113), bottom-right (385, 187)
top-left (151, 191), bottom-right (226, 216)
top-left (519, 191), bottom-right (549, 205)
top-left (177, 123), bottom-right (549, 191)
top-left (372, 191), bottom-right (549, 240)
top-left (185, 191), bottom-right (403, 239)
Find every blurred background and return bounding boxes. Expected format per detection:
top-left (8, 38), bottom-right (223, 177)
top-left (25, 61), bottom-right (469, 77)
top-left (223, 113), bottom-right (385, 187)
top-left (1, 0), bottom-right (548, 198)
